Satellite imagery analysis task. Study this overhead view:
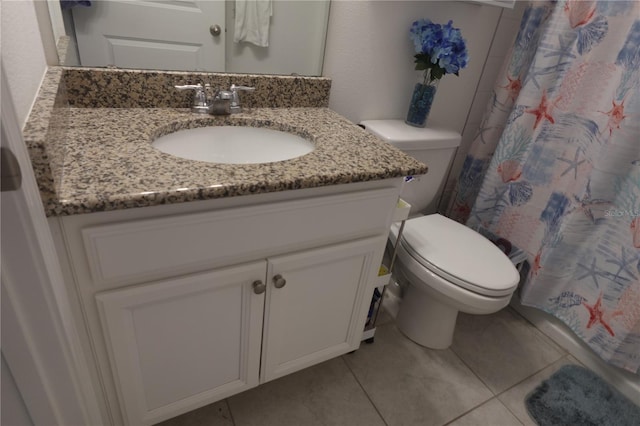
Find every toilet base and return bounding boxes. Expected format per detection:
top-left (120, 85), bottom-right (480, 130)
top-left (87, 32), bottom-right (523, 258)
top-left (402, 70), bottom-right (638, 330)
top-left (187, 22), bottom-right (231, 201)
top-left (396, 283), bottom-right (458, 350)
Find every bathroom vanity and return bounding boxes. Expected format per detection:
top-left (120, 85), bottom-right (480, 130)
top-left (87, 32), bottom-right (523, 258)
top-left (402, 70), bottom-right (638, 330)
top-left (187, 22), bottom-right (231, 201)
top-left (23, 67), bottom-right (426, 425)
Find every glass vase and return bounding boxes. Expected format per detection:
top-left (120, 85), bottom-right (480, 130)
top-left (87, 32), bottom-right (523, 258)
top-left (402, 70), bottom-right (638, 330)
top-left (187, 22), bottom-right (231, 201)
top-left (405, 79), bottom-right (438, 128)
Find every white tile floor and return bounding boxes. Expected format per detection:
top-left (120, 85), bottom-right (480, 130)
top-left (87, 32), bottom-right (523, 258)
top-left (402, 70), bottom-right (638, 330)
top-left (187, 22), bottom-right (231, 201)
top-left (158, 308), bottom-right (582, 426)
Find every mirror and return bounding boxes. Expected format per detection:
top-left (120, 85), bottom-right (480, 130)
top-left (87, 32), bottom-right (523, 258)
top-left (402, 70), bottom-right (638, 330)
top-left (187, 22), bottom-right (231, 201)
top-left (50, 0), bottom-right (330, 76)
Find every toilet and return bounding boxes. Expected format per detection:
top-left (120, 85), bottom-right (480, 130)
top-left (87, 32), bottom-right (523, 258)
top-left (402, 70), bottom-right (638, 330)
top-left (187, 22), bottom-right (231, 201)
top-left (361, 120), bottom-right (520, 350)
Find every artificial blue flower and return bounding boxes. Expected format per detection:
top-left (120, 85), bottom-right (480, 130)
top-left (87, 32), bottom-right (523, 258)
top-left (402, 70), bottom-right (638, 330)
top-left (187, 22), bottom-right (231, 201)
top-left (409, 18), bottom-right (469, 84)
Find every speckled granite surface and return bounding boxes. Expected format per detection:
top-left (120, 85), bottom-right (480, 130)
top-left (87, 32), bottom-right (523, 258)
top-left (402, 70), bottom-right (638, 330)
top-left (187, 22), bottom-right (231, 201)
top-left (23, 67), bottom-right (68, 209)
top-left (23, 68), bottom-right (427, 217)
top-left (63, 67), bottom-right (331, 109)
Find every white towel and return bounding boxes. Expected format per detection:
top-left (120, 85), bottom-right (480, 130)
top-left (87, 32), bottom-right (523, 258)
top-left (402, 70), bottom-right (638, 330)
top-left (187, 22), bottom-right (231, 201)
top-left (234, 0), bottom-right (272, 47)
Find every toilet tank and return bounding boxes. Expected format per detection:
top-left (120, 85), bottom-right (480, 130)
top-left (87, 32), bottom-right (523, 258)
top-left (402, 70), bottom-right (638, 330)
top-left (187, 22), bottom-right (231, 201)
top-left (360, 120), bottom-right (461, 215)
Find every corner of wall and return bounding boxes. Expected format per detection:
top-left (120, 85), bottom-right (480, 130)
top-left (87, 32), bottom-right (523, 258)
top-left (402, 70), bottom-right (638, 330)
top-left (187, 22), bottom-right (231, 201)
top-left (439, 3), bottom-right (526, 214)
top-left (1, 0), bottom-right (50, 128)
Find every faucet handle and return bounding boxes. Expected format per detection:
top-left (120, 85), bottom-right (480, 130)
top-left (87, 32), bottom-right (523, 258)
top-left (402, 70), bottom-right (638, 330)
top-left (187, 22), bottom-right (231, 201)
top-left (175, 83), bottom-right (206, 98)
top-left (230, 84), bottom-right (255, 92)
top-left (229, 84), bottom-right (255, 113)
top-left (174, 83), bottom-right (203, 90)
top-left (174, 83), bottom-right (209, 114)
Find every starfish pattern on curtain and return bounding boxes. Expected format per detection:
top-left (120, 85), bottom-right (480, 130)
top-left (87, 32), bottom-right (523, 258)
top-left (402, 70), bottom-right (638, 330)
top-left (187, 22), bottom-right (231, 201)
top-left (448, 0), bottom-right (640, 374)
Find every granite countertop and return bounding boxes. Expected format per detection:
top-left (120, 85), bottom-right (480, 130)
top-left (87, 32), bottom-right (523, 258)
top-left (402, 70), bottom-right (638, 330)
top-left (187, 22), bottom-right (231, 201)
top-left (24, 68), bottom-right (427, 216)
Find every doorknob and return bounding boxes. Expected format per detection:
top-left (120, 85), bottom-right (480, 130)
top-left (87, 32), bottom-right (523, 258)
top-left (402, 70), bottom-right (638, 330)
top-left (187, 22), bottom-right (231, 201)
top-left (210, 24), bottom-right (222, 37)
top-left (1, 147), bottom-right (22, 192)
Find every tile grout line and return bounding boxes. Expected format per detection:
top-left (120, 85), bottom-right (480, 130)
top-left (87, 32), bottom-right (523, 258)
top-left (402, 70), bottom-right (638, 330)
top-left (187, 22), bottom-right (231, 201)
top-left (450, 308), bottom-right (566, 394)
top-left (491, 372), bottom-right (540, 425)
top-left (448, 341), bottom-right (496, 397)
top-left (494, 397), bottom-right (527, 426)
top-left (491, 354), bottom-right (575, 425)
top-left (440, 397), bottom-right (495, 426)
top-left (506, 307), bottom-right (568, 356)
top-left (440, 396), bottom-right (525, 426)
top-left (446, 309), bottom-right (570, 426)
top-left (447, 326), bottom-right (568, 425)
top-left (443, 338), bottom-right (524, 426)
top-left (224, 399), bottom-right (237, 426)
top-left (339, 354), bottom-right (390, 426)
top-left (495, 353), bottom-right (572, 399)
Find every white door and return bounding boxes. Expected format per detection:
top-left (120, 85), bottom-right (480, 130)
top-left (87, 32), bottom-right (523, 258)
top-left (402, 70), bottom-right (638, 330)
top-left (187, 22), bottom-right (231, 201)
top-left (261, 237), bottom-right (385, 382)
top-left (72, 0), bottom-right (225, 71)
top-left (96, 262), bottom-right (266, 425)
top-left (1, 67), bottom-right (102, 425)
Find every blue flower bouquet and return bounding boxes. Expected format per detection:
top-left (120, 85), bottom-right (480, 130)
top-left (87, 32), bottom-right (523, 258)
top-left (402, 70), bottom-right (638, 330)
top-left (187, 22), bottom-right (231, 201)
top-left (406, 19), bottom-right (469, 127)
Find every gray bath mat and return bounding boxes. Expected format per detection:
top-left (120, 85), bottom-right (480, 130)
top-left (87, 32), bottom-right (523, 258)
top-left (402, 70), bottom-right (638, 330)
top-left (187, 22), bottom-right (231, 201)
top-left (525, 364), bottom-right (640, 426)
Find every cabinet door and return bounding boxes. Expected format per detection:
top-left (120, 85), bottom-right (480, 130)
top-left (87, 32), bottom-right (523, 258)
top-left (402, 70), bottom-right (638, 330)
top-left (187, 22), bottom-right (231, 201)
top-left (261, 236), bottom-right (386, 382)
top-left (96, 261), bottom-right (266, 425)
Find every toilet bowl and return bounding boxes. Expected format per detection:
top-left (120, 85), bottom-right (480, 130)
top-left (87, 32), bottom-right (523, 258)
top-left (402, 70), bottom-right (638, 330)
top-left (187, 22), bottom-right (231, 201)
top-left (391, 214), bottom-right (520, 349)
top-left (360, 120), bottom-right (520, 350)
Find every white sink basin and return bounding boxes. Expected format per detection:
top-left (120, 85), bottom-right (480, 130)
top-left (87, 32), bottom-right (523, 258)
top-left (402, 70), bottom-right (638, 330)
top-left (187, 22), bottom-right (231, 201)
top-left (152, 126), bottom-right (315, 164)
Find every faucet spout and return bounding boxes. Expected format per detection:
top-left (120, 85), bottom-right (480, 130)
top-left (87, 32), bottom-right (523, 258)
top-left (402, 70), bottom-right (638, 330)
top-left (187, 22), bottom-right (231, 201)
top-left (209, 89), bottom-right (233, 115)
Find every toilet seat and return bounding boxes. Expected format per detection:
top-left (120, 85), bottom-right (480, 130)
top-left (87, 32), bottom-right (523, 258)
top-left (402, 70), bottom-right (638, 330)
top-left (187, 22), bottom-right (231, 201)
top-left (397, 214), bottom-right (519, 297)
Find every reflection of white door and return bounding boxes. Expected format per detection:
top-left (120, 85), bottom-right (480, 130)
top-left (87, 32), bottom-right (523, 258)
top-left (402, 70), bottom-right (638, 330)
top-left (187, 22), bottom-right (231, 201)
top-left (72, 1), bottom-right (225, 71)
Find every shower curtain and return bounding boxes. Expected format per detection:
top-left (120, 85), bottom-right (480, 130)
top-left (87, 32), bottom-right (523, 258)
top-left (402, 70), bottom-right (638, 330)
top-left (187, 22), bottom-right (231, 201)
top-left (449, 0), bottom-right (640, 374)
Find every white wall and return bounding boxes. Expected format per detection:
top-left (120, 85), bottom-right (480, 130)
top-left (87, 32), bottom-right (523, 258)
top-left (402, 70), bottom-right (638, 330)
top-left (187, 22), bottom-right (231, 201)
top-left (441, 0), bottom-right (526, 212)
top-left (323, 1), bottom-right (503, 133)
top-left (0, 0), bottom-right (48, 127)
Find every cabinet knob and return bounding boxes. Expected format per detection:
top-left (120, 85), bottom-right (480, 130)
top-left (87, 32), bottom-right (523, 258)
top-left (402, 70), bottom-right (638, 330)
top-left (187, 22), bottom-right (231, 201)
top-left (272, 274), bottom-right (286, 289)
top-left (252, 280), bottom-right (266, 294)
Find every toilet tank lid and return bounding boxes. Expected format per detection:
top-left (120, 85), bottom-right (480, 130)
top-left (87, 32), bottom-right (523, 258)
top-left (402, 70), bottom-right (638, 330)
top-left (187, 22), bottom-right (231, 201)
top-left (360, 120), bottom-right (461, 150)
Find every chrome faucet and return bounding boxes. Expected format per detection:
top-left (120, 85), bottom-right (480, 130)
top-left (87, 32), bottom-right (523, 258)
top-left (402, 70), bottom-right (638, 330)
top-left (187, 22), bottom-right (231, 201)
top-left (207, 89), bottom-right (231, 115)
top-left (174, 83), bottom-right (254, 115)
top-left (229, 84), bottom-right (255, 113)
top-left (174, 83), bottom-right (211, 114)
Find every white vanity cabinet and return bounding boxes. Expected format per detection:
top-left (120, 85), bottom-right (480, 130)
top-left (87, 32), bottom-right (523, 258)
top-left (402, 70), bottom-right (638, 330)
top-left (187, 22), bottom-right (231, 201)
top-left (96, 262), bottom-right (266, 425)
top-left (260, 237), bottom-right (384, 383)
top-left (96, 237), bottom-right (384, 425)
top-left (50, 183), bottom-right (403, 425)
